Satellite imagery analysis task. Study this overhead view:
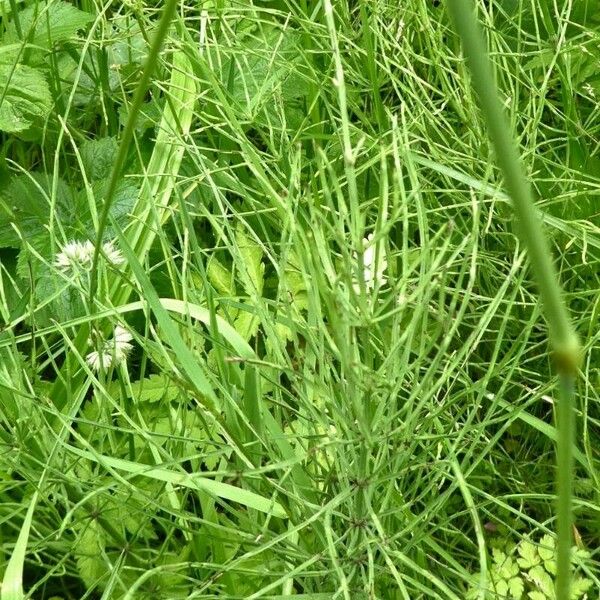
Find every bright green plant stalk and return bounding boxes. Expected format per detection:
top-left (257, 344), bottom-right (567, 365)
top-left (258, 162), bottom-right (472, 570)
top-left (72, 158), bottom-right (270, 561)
top-left (322, 0), bottom-right (363, 256)
top-left (89, 0), bottom-right (180, 303)
top-left (48, 49), bottom-right (195, 415)
top-left (446, 1), bottom-right (581, 598)
top-left (1, 491), bottom-right (37, 600)
top-left (109, 48), bottom-right (197, 307)
top-left (557, 374), bottom-right (576, 595)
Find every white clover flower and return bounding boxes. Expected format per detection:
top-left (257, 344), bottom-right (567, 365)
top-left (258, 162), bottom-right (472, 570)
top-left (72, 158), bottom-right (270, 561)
top-left (86, 325), bottom-right (133, 372)
top-left (86, 349), bottom-right (113, 371)
top-left (353, 233), bottom-right (387, 294)
top-left (54, 239), bottom-right (124, 273)
top-left (54, 240), bottom-right (95, 271)
top-left (111, 325), bottom-right (133, 360)
top-left (101, 241), bottom-right (124, 265)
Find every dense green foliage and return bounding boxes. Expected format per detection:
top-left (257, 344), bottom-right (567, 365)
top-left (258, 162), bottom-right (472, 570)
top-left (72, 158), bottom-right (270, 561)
top-left (0, 0), bottom-right (598, 598)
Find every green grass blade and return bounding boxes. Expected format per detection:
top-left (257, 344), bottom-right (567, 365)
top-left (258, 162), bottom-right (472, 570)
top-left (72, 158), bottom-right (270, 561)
top-left (89, 0), bottom-right (181, 300)
top-left (111, 225), bottom-right (220, 411)
top-left (1, 492), bottom-right (38, 600)
top-left (111, 48), bottom-right (197, 306)
top-left (62, 444), bottom-right (286, 518)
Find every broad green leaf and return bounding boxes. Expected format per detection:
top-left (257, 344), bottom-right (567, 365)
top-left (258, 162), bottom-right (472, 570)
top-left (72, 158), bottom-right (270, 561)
top-left (537, 535), bottom-right (555, 562)
top-left (507, 576), bottom-right (524, 599)
top-left (216, 25), bottom-right (306, 123)
top-left (98, 180), bottom-right (138, 236)
top-left (492, 547), bottom-right (508, 566)
top-left (4, 1), bottom-right (93, 48)
top-left (128, 374), bottom-right (179, 404)
top-left (495, 579), bottom-right (509, 597)
top-left (128, 402), bottom-right (222, 470)
top-left (56, 52), bottom-right (119, 107)
top-left (6, 173), bottom-right (88, 324)
top-left (0, 0), bottom-right (24, 15)
top-left (283, 249), bottom-right (308, 310)
top-left (155, 548), bottom-right (192, 593)
top-left (0, 43), bottom-right (23, 63)
top-left (111, 494), bottom-right (156, 540)
top-left (63, 443), bottom-right (287, 518)
top-left (571, 577), bottom-right (592, 599)
top-left (233, 308), bottom-right (260, 342)
top-left (80, 137), bottom-right (118, 181)
top-left (0, 209), bottom-right (36, 248)
top-left (466, 575), bottom-right (484, 600)
top-left (285, 420), bottom-right (336, 469)
top-left (75, 520), bottom-right (106, 589)
top-left (207, 257), bottom-right (235, 296)
top-left (573, 547), bottom-right (591, 562)
top-left (11, 172), bottom-right (72, 218)
top-left (5, 175), bottom-right (85, 325)
top-left (537, 534), bottom-right (557, 575)
top-left (31, 267), bottom-right (86, 325)
top-left (235, 224), bottom-right (264, 296)
top-left (1, 173), bottom-right (75, 247)
top-left (497, 554), bottom-right (519, 580)
top-left (3, 172), bottom-right (137, 326)
top-left (0, 249), bottom-right (22, 320)
top-left (75, 179), bottom-right (138, 239)
top-left (543, 556), bottom-right (557, 576)
top-left (272, 321), bottom-right (294, 347)
top-left (517, 539), bottom-right (540, 570)
top-left (0, 61), bottom-right (52, 133)
top-left (118, 99), bottom-right (163, 133)
top-left (527, 565), bottom-right (554, 598)
top-left (77, 400), bottom-right (105, 444)
top-left (107, 15), bottom-right (149, 66)
top-left (570, 0), bottom-right (600, 25)
top-left (0, 348), bottom-right (24, 421)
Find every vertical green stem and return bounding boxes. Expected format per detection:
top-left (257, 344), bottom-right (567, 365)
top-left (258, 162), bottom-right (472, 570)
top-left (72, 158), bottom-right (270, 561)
top-left (89, 0), bottom-right (180, 303)
top-left (322, 0), bottom-right (362, 245)
top-left (556, 374), bottom-right (575, 599)
top-left (446, 2), bottom-right (581, 597)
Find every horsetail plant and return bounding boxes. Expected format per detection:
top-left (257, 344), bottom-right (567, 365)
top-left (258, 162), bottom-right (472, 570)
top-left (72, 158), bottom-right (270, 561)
top-left (2, 0), bottom-right (596, 596)
top-left (447, 1), bottom-right (582, 598)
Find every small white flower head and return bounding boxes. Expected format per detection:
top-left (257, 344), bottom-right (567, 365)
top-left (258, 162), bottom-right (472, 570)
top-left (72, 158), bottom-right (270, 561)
top-left (353, 233), bottom-right (387, 294)
top-left (111, 325), bottom-right (133, 360)
top-left (54, 239), bottom-right (124, 273)
top-left (54, 240), bottom-right (94, 271)
top-left (86, 324), bottom-right (133, 372)
top-left (86, 349), bottom-right (113, 371)
top-left (101, 241), bottom-right (124, 266)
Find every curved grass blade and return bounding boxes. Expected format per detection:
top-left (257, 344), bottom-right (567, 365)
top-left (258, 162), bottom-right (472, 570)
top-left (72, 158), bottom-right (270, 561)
top-left (1, 492), bottom-right (38, 600)
top-left (61, 443), bottom-right (286, 518)
top-left (48, 48), bottom-right (196, 411)
top-left (89, 0), bottom-right (181, 300)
